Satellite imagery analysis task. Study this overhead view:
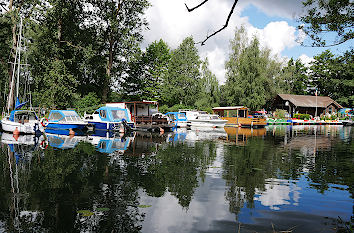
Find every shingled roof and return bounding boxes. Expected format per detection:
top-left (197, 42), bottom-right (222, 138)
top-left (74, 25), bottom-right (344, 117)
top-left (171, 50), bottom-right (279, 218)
top-left (278, 94), bottom-right (343, 108)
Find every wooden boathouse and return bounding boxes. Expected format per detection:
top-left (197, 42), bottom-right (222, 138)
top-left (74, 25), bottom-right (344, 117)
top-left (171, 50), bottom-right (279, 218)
top-left (274, 94), bottom-right (343, 117)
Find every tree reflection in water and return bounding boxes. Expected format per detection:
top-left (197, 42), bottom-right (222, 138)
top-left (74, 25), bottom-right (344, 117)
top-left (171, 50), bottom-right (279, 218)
top-left (0, 126), bottom-right (352, 232)
top-left (222, 126), bottom-right (354, 221)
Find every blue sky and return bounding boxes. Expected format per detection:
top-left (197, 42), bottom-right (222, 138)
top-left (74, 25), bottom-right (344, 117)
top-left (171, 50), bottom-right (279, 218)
top-left (242, 4), bottom-right (351, 59)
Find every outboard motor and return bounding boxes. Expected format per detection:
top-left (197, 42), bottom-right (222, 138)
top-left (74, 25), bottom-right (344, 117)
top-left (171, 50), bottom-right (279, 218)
top-left (121, 119), bottom-right (132, 131)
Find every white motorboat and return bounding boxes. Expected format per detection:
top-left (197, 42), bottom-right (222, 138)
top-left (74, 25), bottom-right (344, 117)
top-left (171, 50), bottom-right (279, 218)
top-left (179, 110), bottom-right (227, 128)
top-left (2, 110), bottom-right (43, 134)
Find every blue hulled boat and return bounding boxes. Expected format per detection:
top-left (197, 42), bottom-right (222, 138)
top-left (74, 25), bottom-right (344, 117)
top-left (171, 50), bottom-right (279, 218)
top-left (44, 110), bottom-right (88, 131)
top-left (84, 106), bottom-right (135, 131)
top-left (165, 112), bottom-right (188, 128)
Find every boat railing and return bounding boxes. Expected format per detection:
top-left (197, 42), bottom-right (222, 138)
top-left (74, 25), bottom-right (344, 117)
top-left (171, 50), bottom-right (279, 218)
top-left (135, 115), bottom-right (170, 124)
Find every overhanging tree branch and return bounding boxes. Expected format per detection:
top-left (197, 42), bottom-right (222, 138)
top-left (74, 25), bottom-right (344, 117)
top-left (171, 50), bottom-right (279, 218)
top-left (185, 0), bottom-right (239, 46)
top-left (184, 0), bottom-right (209, 12)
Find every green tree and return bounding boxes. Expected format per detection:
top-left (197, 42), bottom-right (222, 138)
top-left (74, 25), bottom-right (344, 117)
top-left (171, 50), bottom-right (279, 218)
top-left (33, 59), bottom-right (78, 109)
top-left (195, 58), bottom-right (221, 110)
top-left (28, 0), bottom-right (99, 107)
top-left (308, 49), bottom-right (354, 107)
top-left (225, 26), bottom-right (282, 110)
top-left (0, 14), bottom-right (12, 111)
top-left (281, 58), bottom-right (309, 95)
top-left (121, 39), bottom-right (171, 101)
top-left (87, 0), bottom-right (150, 103)
top-left (162, 37), bottom-right (201, 106)
top-left (299, 0), bottom-right (354, 47)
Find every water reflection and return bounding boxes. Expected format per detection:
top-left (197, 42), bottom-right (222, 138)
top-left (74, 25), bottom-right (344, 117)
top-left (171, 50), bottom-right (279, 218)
top-left (0, 126), bottom-right (352, 232)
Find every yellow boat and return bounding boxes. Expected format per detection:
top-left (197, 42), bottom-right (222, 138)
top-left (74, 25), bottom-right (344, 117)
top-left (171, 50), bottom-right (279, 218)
top-left (212, 106), bottom-right (267, 128)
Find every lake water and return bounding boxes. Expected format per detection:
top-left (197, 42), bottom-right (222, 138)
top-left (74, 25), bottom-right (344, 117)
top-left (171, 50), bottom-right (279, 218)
top-left (0, 125), bottom-right (352, 232)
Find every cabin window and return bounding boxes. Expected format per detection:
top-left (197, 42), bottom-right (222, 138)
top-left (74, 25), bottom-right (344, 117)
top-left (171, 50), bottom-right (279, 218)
top-left (111, 110), bottom-right (126, 120)
top-left (228, 110), bottom-right (238, 117)
top-left (168, 114), bottom-right (176, 120)
top-left (99, 141), bottom-right (107, 149)
top-left (177, 113), bottom-right (186, 119)
top-left (49, 112), bottom-right (63, 121)
top-left (100, 110), bottom-right (107, 118)
top-left (239, 110), bottom-right (246, 118)
top-left (328, 107), bottom-right (333, 114)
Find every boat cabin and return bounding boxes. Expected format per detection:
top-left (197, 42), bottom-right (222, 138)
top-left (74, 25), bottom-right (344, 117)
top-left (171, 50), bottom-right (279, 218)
top-left (166, 112), bottom-right (187, 121)
top-left (90, 107), bottom-right (132, 122)
top-left (212, 106), bottom-right (267, 128)
top-left (48, 110), bottom-right (82, 123)
top-left (9, 110), bottom-right (38, 123)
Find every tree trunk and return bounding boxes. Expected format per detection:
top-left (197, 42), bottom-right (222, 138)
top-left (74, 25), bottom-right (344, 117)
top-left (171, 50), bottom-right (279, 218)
top-left (102, 38), bottom-right (114, 103)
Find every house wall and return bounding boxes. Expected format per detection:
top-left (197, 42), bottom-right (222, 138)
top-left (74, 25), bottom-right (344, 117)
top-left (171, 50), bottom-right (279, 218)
top-left (324, 103), bottom-right (339, 115)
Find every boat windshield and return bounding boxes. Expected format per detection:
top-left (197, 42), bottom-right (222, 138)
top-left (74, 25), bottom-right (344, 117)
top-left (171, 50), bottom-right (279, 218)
top-left (111, 109), bottom-right (127, 120)
top-left (211, 115), bottom-right (220, 120)
top-left (167, 114), bottom-right (176, 120)
top-left (177, 113), bottom-right (186, 119)
top-left (14, 111), bottom-right (37, 122)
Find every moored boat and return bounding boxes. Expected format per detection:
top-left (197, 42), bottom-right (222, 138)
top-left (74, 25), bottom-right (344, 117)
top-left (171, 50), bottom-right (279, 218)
top-left (44, 110), bottom-right (88, 132)
top-left (84, 106), bottom-right (135, 131)
top-left (2, 109), bottom-right (42, 134)
top-left (212, 106), bottom-right (267, 128)
top-left (179, 110), bottom-right (227, 128)
top-left (165, 112), bottom-right (188, 128)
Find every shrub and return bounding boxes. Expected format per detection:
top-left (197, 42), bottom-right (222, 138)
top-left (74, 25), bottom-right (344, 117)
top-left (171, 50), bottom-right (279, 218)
top-left (294, 113), bottom-right (311, 120)
top-left (75, 92), bottom-right (102, 115)
top-left (273, 109), bottom-right (288, 119)
top-left (158, 104), bottom-right (169, 114)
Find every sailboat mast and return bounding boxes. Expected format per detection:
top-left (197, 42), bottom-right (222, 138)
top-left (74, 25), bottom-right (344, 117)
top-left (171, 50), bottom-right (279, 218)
top-left (16, 17), bottom-right (23, 100)
top-left (6, 18), bottom-right (22, 113)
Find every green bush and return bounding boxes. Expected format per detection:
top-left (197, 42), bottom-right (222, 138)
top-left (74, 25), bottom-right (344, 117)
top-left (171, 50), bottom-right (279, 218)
top-left (158, 104), bottom-right (169, 114)
top-left (294, 113), bottom-right (311, 120)
top-left (75, 92), bottom-right (102, 116)
top-left (274, 109), bottom-right (288, 119)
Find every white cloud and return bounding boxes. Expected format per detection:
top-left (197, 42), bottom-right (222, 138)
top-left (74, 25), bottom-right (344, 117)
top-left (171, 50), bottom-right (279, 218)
top-left (298, 54), bottom-right (314, 67)
top-left (201, 47), bottom-right (227, 84)
top-left (249, 21), bottom-right (298, 56)
top-left (143, 0), bottom-right (307, 84)
top-left (254, 178), bottom-right (301, 210)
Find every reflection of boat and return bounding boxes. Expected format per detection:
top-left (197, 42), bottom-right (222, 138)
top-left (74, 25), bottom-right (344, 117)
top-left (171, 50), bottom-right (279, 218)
top-left (212, 106), bottom-right (267, 128)
top-left (45, 110), bottom-right (88, 131)
top-left (1, 132), bottom-right (44, 163)
top-left (342, 120), bottom-right (354, 126)
top-left (165, 112), bottom-right (188, 128)
top-left (179, 110), bottom-right (227, 128)
top-left (1, 132), bottom-right (42, 145)
top-left (85, 133), bottom-right (135, 154)
top-left (46, 133), bottom-right (86, 149)
top-left (183, 127), bottom-right (227, 141)
top-left (223, 127), bottom-right (266, 145)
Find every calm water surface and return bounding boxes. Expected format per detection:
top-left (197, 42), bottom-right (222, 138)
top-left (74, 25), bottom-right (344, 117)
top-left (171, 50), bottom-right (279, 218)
top-left (0, 125), bottom-right (353, 232)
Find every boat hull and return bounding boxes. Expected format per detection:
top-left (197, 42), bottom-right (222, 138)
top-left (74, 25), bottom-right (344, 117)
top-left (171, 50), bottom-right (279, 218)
top-left (1, 119), bottom-right (42, 134)
top-left (174, 121), bottom-right (188, 128)
top-left (187, 119), bottom-right (227, 128)
top-left (46, 122), bottom-right (87, 130)
top-left (89, 121), bottom-right (135, 131)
